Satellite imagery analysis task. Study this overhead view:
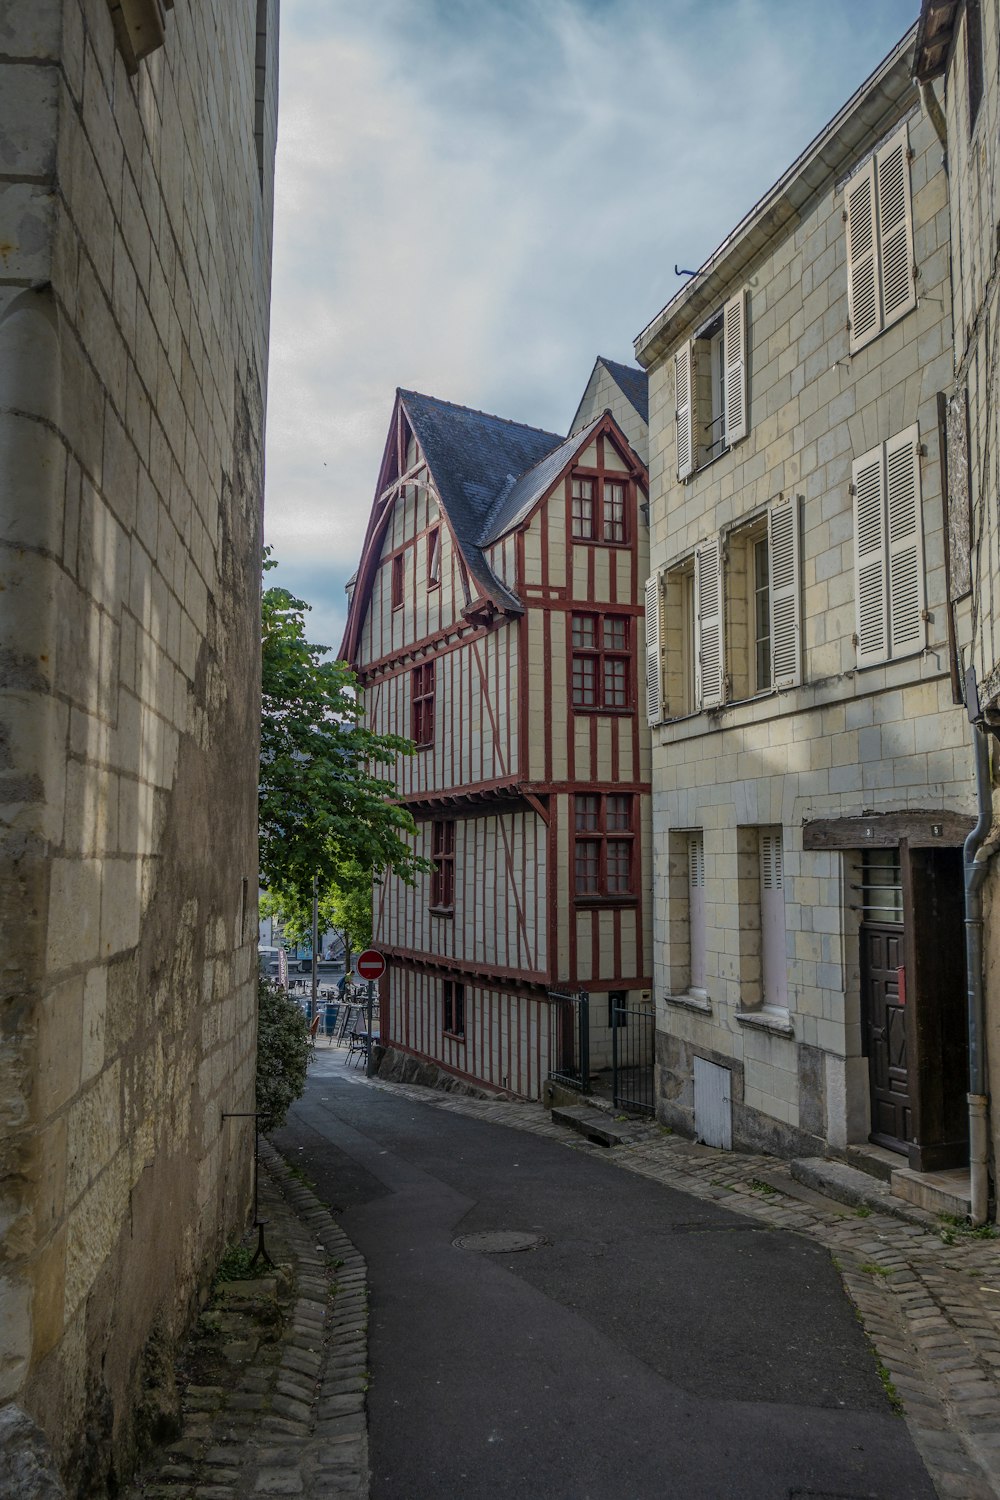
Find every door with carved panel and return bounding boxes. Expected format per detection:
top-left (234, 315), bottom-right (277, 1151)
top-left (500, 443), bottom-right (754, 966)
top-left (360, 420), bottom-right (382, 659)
top-left (861, 923), bottom-right (911, 1152)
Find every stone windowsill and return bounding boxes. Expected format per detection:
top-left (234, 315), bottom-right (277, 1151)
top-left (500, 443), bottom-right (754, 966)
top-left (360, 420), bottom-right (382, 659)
top-left (661, 991), bottom-right (712, 1015)
top-left (735, 1009), bottom-right (795, 1038)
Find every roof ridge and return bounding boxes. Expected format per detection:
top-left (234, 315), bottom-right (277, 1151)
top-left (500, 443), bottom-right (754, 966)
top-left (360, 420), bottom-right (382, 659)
top-left (398, 387), bottom-right (563, 441)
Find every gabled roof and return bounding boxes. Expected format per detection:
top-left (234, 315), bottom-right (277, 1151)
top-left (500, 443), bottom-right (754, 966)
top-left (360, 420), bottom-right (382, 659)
top-left (479, 415), bottom-right (603, 545)
top-left (399, 390), bottom-right (563, 611)
top-left (595, 357), bottom-right (649, 424)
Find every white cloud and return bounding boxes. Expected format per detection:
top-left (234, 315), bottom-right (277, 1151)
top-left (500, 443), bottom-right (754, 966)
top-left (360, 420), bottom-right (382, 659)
top-left (264, 0), bottom-right (918, 652)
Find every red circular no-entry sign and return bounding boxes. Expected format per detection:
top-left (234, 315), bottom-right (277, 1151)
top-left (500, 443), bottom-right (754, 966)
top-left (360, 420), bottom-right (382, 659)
top-left (356, 949), bottom-right (386, 982)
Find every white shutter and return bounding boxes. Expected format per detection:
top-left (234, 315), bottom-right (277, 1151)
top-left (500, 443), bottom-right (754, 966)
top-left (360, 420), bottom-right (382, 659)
top-left (675, 341), bottom-right (694, 480)
top-left (759, 830), bottom-right (788, 1009)
top-left (694, 537), bottom-right (724, 708)
top-left (845, 156), bottom-right (880, 353)
top-left (644, 573), bottom-right (662, 725)
top-left (723, 288), bottom-right (748, 446)
top-left (885, 425), bottom-right (925, 658)
top-left (688, 832), bottom-right (706, 993)
top-left (875, 127), bottom-right (916, 330)
top-left (853, 443), bottom-right (888, 666)
top-left (768, 496), bottom-right (801, 688)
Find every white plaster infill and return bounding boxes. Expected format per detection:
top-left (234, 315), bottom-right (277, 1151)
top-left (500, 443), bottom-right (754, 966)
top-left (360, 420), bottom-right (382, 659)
top-left (736, 1009), bottom-right (795, 1039)
top-left (661, 990), bottom-right (712, 1015)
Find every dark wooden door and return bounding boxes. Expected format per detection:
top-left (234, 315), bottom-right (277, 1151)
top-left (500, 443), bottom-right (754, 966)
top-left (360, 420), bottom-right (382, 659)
top-left (861, 923), bottom-right (911, 1152)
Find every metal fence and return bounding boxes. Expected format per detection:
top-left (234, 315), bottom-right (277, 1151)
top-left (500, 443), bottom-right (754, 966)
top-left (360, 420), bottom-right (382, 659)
top-left (548, 989), bottom-right (590, 1094)
top-left (611, 999), bottom-right (655, 1116)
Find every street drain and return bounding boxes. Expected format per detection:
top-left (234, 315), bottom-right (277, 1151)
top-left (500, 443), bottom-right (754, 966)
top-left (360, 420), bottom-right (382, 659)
top-left (452, 1230), bottom-right (544, 1254)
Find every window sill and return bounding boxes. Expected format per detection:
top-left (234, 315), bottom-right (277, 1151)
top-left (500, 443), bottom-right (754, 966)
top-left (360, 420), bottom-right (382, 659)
top-left (662, 990), bottom-right (712, 1015)
top-left (443, 1029), bottom-right (465, 1042)
top-left (735, 1009), bottom-right (794, 1039)
top-left (574, 894), bottom-right (638, 908)
top-left (571, 538), bottom-right (632, 549)
top-left (572, 705), bottom-right (635, 717)
top-left (415, 743), bottom-right (434, 752)
top-left (429, 906), bottom-right (454, 918)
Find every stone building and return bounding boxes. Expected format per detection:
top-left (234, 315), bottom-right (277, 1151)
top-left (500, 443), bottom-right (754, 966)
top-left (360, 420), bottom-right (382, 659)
top-left (635, 27), bottom-right (983, 1209)
top-left (914, 0), bottom-right (1000, 1222)
top-left (340, 367), bottom-right (652, 1099)
top-left (0, 0), bottom-right (277, 1486)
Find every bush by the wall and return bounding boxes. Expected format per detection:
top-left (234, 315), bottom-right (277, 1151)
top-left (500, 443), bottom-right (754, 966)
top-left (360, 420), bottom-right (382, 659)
top-left (255, 975), bottom-right (309, 1132)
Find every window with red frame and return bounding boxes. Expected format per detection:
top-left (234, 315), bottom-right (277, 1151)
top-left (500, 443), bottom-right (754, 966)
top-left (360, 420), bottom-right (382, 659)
top-left (431, 820), bottom-right (455, 910)
top-left (570, 473), bottom-right (629, 544)
top-left (411, 661), bottom-right (435, 746)
top-left (391, 552), bottom-right (404, 609)
top-left (574, 794), bottom-right (635, 897)
top-left (427, 527), bottom-right (441, 588)
top-left (571, 613), bottom-right (630, 710)
top-left (443, 978), bottom-right (465, 1036)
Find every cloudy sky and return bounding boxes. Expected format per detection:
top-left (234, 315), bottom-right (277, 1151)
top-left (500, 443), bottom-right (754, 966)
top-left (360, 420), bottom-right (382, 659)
top-left (263, 0), bottom-right (919, 654)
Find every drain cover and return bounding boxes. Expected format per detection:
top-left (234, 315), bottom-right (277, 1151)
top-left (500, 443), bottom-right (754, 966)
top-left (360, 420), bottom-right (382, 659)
top-left (452, 1230), bottom-right (544, 1254)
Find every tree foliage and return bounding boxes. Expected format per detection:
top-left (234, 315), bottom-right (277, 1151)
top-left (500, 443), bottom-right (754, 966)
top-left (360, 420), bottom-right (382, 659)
top-left (255, 974), bottom-right (310, 1132)
top-left (259, 565), bottom-right (424, 908)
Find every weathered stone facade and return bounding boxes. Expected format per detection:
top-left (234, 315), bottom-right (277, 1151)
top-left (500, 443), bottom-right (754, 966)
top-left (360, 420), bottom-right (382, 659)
top-left (0, 1), bottom-right (277, 1488)
top-left (636, 32), bottom-right (980, 1179)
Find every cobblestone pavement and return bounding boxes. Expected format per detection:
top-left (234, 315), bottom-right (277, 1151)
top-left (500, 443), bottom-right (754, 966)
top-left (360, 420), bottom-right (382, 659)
top-left (341, 1063), bottom-right (1000, 1500)
top-left (123, 1140), bottom-right (369, 1500)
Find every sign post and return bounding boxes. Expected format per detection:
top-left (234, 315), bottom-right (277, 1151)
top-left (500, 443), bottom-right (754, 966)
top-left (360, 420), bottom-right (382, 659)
top-left (355, 949), bottom-right (386, 1078)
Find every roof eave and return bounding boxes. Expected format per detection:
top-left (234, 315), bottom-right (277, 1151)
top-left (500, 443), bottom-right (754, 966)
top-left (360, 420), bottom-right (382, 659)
top-left (634, 25), bottom-right (919, 369)
top-left (913, 0), bottom-right (958, 81)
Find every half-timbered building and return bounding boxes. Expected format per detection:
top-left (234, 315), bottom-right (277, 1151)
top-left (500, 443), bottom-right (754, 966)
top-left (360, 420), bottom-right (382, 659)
top-left (341, 368), bottom-right (652, 1098)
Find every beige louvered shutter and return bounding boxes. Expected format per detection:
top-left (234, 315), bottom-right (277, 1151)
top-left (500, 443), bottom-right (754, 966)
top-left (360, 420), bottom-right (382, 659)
top-left (885, 425), bottom-right (925, 659)
top-left (768, 496), bottom-right (801, 688)
top-left (694, 538), bottom-right (724, 708)
top-left (723, 288), bottom-right (748, 446)
top-left (675, 341), bottom-right (694, 480)
top-left (645, 573), bottom-right (663, 725)
top-left (853, 443), bottom-right (888, 666)
top-left (845, 156), bottom-right (880, 353)
top-left (875, 127), bottom-right (916, 331)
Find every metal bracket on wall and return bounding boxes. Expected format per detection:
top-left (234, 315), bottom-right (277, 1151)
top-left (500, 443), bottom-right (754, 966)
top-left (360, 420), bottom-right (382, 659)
top-left (221, 1111), bottom-right (274, 1268)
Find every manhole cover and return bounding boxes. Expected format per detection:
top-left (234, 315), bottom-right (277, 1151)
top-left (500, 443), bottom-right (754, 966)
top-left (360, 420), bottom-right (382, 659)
top-left (452, 1230), bottom-right (544, 1254)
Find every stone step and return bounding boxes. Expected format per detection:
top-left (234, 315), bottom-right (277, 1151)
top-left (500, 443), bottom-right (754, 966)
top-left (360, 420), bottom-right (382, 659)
top-left (844, 1142), bottom-right (903, 1183)
top-left (789, 1156), bottom-right (936, 1226)
top-left (550, 1103), bottom-right (645, 1147)
top-left (891, 1164), bottom-right (972, 1219)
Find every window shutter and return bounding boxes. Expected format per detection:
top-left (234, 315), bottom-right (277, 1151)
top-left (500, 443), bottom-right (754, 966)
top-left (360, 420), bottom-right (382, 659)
top-left (768, 496), bottom-right (801, 688)
top-left (759, 831), bottom-right (787, 1009)
top-left (688, 832), bottom-right (706, 992)
top-left (644, 573), bottom-right (663, 725)
top-left (694, 538), bottom-right (724, 708)
top-left (723, 288), bottom-right (748, 446)
top-left (885, 425), bottom-right (925, 658)
top-left (675, 341), bottom-right (694, 480)
top-left (845, 156), bottom-right (880, 353)
top-left (853, 444), bottom-right (888, 666)
top-left (875, 127), bottom-right (916, 330)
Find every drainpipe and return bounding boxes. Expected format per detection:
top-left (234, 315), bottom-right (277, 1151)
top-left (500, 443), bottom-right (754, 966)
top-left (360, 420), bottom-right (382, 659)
top-left (964, 725), bottom-right (993, 1225)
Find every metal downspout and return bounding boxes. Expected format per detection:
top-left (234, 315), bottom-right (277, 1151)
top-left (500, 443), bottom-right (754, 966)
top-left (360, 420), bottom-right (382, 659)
top-left (964, 727), bottom-right (993, 1224)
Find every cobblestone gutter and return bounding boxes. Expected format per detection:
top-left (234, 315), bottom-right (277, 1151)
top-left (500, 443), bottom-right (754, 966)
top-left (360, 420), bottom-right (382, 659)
top-left (123, 1143), bottom-right (369, 1500)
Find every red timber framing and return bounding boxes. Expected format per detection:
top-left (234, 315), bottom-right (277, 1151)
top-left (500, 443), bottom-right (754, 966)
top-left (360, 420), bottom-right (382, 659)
top-left (342, 397), bottom-right (652, 1099)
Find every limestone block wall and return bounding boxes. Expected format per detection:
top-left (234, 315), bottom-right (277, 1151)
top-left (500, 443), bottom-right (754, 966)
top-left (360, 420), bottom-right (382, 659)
top-left (639, 75), bottom-right (975, 1155)
top-left (0, 0), bottom-right (277, 1487)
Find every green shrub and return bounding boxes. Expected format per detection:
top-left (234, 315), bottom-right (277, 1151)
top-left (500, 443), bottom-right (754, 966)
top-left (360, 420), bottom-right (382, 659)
top-left (256, 975), bottom-right (309, 1132)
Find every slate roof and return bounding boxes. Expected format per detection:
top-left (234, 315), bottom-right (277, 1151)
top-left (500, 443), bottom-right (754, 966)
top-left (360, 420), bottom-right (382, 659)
top-left (399, 390), bottom-right (564, 611)
top-left (478, 415), bottom-right (603, 546)
top-left (597, 357), bottom-right (648, 424)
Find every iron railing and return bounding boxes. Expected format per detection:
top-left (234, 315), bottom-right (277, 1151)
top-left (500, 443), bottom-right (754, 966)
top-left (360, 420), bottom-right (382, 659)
top-left (548, 989), bottom-right (590, 1094)
top-left (612, 999), bottom-right (655, 1116)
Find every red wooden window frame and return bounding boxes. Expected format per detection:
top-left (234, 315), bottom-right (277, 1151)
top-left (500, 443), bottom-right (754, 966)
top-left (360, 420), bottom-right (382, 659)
top-left (570, 472), bottom-right (630, 545)
top-left (443, 978), bottom-right (465, 1037)
top-left (430, 819), bottom-right (455, 911)
top-left (427, 527), bottom-right (441, 589)
top-left (411, 661), bottom-right (435, 747)
top-left (574, 794), bottom-right (635, 898)
top-left (571, 613), bottom-right (631, 711)
top-left (391, 552), bottom-right (404, 610)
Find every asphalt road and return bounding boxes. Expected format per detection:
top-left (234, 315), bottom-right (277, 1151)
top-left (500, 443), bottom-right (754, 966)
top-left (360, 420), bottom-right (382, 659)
top-left (273, 1059), bottom-right (936, 1500)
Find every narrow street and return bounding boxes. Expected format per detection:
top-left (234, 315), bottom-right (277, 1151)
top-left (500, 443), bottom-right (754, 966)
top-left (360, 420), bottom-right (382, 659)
top-left (274, 1058), bottom-right (935, 1500)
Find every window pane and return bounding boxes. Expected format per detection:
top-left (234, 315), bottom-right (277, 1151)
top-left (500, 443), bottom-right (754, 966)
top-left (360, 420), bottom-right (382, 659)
top-left (575, 795), bottom-right (599, 831)
top-left (572, 656), bottom-right (596, 706)
top-left (572, 614), bottom-right (596, 649)
top-left (603, 657), bottom-right (627, 707)
top-left (575, 840), bottom-right (600, 892)
top-left (603, 481), bottom-right (626, 542)
top-left (571, 477), bottom-right (594, 539)
top-left (606, 840), bottom-right (631, 892)
top-left (603, 616), bottom-right (628, 651)
top-left (606, 795), bottom-right (631, 831)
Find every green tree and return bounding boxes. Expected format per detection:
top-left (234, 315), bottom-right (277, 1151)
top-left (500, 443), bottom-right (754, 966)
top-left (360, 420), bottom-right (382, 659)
top-left (255, 974), bottom-right (310, 1132)
top-left (259, 562), bottom-right (424, 908)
